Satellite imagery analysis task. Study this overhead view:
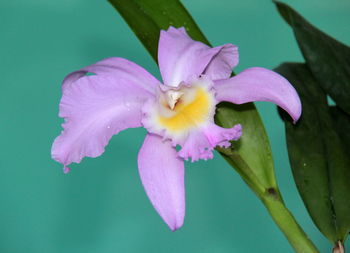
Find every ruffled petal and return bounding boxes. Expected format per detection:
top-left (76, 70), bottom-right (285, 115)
top-left (138, 134), bottom-right (185, 231)
top-left (214, 67), bottom-right (302, 122)
top-left (203, 44), bottom-right (239, 80)
top-left (178, 123), bottom-right (242, 162)
top-left (52, 60), bottom-right (159, 171)
top-left (178, 131), bottom-right (213, 162)
top-left (203, 123), bottom-right (242, 148)
top-left (62, 57), bottom-right (159, 94)
top-left (158, 27), bottom-right (225, 86)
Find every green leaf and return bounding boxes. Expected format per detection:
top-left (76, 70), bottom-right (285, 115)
top-left (108, 0), bottom-right (277, 189)
top-left (330, 106), bottom-right (350, 155)
top-left (275, 63), bottom-right (350, 243)
top-left (215, 103), bottom-right (276, 191)
top-left (109, 0), bottom-right (209, 62)
top-left (274, 1), bottom-right (350, 115)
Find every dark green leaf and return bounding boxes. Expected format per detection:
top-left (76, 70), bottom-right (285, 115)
top-left (330, 106), bottom-right (350, 156)
top-left (109, 0), bottom-right (277, 189)
top-left (275, 1), bottom-right (350, 115)
top-left (275, 63), bottom-right (350, 243)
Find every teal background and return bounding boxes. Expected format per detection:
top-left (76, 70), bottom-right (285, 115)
top-left (1, 0), bottom-right (349, 252)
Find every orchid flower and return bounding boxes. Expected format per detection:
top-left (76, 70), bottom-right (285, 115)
top-left (51, 27), bottom-right (301, 231)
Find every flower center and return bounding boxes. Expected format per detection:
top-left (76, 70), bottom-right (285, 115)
top-left (142, 77), bottom-right (216, 144)
top-left (157, 86), bottom-right (212, 132)
top-left (165, 90), bottom-right (184, 110)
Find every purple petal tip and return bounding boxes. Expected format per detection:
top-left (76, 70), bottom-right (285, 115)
top-left (63, 166), bottom-right (71, 174)
top-left (168, 222), bottom-right (183, 232)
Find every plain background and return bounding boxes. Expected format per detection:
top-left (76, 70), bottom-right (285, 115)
top-left (1, 0), bottom-right (350, 252)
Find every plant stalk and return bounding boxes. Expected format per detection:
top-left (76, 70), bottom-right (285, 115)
top-left (219, 147), bottom-right (319, 253)
top-left (260, 190), bottom-right (319, 253)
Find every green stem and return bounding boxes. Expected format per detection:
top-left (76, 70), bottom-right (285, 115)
top-left (261, 190), bottom-right (319, 253)
top-left (217, 148), bottom-right (319, 253)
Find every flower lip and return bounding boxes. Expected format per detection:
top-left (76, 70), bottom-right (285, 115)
top-left (141, 76), bottom-right (217, 145)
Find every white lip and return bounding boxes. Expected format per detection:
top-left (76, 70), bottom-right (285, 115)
top-left (165, 90), bottom-right (184, 110)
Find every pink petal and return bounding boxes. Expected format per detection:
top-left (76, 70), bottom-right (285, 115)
top-left (52, 59), bottom-right (159, 171)
top-left (158, 27), bottom-right (231, 86)
top-left (203, 44), bottom-right (239, 80)
top-left (138, 134), bottom-right (185, 231)
top-left (178, 124), bottom-right (242, 162)
top-left (215, 67), bottom-right (302, 122)
top-left (62, 57), bottom-right (158, 94)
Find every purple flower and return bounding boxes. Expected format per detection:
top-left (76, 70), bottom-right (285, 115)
top-left (51, 27), bottom-right (301, 231)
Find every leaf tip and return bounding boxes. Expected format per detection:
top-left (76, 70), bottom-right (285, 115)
top-left (273, 1), bottom-right (294, 26)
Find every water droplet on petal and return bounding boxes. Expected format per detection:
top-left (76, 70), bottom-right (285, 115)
top-left (107, 125), bottom-right (111, 129)
top-left (125, 102), bottom-right (131, 111)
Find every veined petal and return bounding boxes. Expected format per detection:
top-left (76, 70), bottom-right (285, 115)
top-left (203, 44), bottom-right (239, 80)
top-left (52, 66), bottom-right (157, 171)
top-left (215, 67), bottom-right (302, 122)
top-left (62, 57), bottom-right (159, 94)
top-left (138, 134), bottom-right (185, 231)
top-left (158, 27), bottom-right (227, 86)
